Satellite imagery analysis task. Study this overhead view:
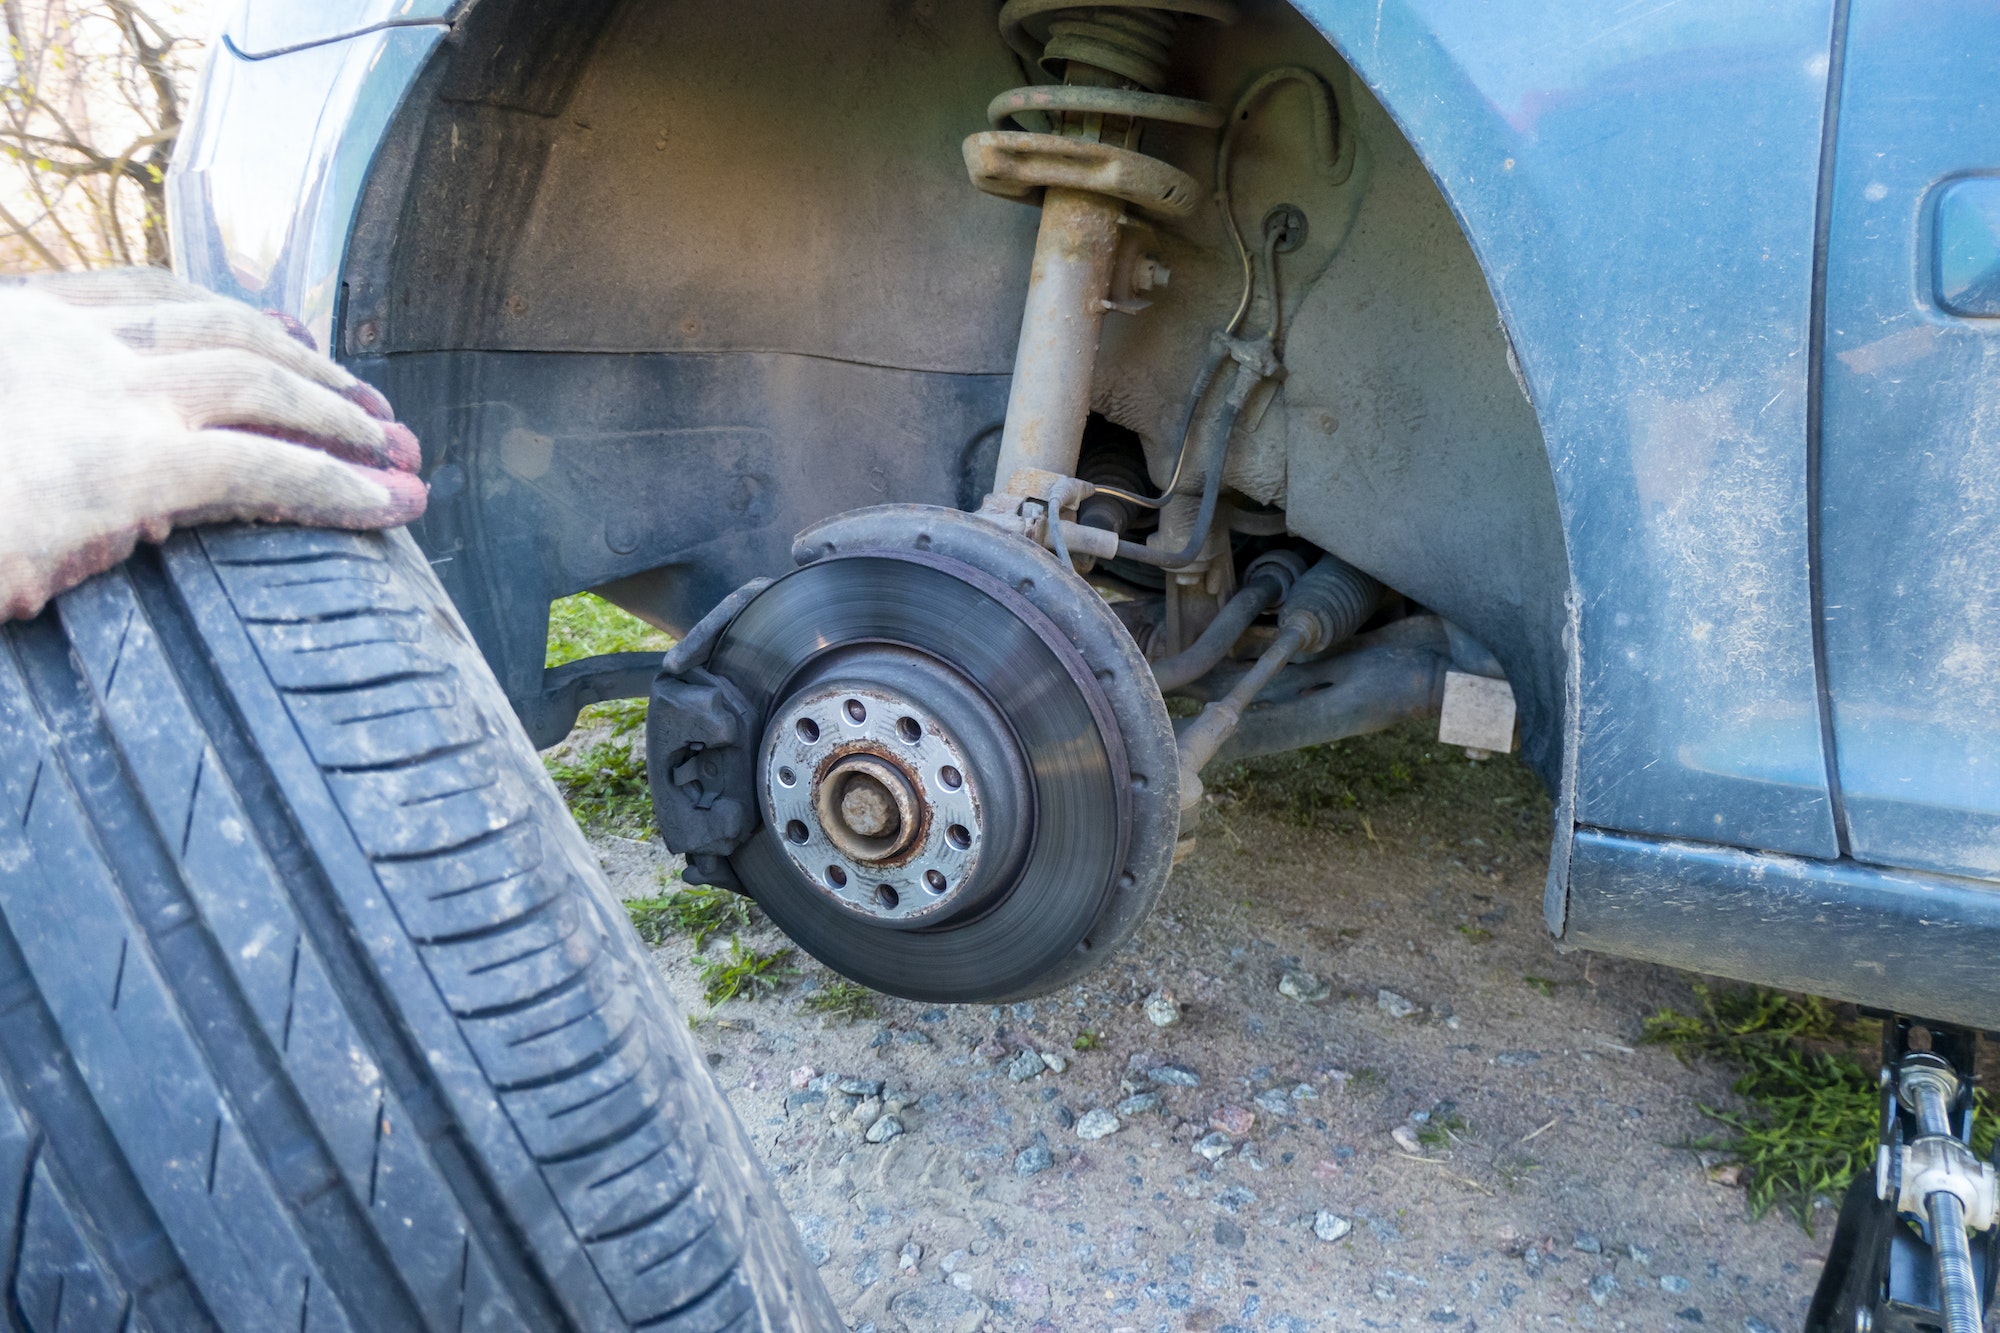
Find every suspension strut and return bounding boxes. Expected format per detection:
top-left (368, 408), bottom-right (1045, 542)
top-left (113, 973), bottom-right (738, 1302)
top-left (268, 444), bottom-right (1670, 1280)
top-left (965, 0), bottom-right (1237, 505)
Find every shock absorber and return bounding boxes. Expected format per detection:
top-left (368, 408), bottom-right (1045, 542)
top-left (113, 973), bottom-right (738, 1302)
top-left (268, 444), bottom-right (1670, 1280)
top-left (965, 0), bottom-right (1237, 501)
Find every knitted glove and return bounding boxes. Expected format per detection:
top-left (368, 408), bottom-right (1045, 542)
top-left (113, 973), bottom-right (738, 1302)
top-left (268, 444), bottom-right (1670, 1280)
top-left (0, 267), bottom-right (426, 621)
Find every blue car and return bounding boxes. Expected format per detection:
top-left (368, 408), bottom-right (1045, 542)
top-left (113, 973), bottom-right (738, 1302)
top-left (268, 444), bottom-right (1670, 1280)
top-left (171, 2), bottom-right (2000, 1324)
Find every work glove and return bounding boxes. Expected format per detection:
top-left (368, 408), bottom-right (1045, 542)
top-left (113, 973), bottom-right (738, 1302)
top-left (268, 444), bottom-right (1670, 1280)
top-left (0, 267), bottom-right (427, 622)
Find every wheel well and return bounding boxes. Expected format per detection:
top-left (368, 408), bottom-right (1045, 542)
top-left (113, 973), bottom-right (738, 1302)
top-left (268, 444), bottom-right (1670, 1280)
top-left (342, 0), bottom-right (1571, 787)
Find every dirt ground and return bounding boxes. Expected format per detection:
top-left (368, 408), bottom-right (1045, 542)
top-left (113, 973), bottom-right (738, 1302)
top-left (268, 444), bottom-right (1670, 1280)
top-left (575, 725), bottom-right (1829, 1332)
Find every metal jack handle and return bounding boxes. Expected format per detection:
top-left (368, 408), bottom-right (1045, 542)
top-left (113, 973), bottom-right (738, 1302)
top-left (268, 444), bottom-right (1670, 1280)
top-left (1807, 1019), bottom-right (2000, 1333)
top-left (1898, 1058), bottom-right (1990, 1333)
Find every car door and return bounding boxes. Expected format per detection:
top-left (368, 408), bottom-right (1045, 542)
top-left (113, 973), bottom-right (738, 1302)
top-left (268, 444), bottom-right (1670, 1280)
top-left (1818, 0), bottom-right (2000, 881)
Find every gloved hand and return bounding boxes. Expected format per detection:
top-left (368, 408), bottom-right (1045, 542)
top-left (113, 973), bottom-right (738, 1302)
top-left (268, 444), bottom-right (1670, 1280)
top-left (0, 267), bottom-right (427, 621)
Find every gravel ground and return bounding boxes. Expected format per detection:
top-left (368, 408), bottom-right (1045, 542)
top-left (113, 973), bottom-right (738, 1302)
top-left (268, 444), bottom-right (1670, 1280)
top-left (571, 726), bottom-right (1830, 1332)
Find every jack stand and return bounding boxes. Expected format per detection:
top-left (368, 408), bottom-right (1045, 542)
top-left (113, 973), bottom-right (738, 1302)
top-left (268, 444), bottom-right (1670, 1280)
top-left (1807, 1018), bottom-right (2000, 1333)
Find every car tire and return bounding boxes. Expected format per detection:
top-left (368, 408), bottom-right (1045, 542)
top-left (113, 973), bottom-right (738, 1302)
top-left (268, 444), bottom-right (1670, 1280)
top-left (0, 524), bottom-right (839, 1332)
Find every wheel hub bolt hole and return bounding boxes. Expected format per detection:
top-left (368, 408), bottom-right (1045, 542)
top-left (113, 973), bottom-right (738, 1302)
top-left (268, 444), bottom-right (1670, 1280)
top-left (785, 820), bottom-right (810, 845)
top-left (946, 824), bottom-right (972, 851)
top-left (826, 865), bottom-right (848, 888)
top-left (777, 766), bottom-right (797, 787)
top-left (795, 718), bottom-right (820, 743)
top-left (874, 884), bottom-right (899, 910)
top-left (924, 869), bottom-right (948, 895)
top-left (896, 716), bottom-right (922, 744)
top-left (939, 765), bottom-right (963, 791)
top-left (844, 699), bottom-right (867, 725)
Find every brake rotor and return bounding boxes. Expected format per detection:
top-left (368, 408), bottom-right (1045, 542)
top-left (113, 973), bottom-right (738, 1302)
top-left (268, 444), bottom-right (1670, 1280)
top-left (707, 505), bottom-right (1179, 1002)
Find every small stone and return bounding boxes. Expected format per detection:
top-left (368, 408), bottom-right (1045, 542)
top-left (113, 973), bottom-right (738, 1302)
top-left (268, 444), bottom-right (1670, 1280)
top-left (1745, 1318), bottom-right (1781, 1333)
top-left (1377, 989), bottom-right (1418, 1018)
top-left (1053, 1105), bottom-right (1075, 1130)
top-left (1279, 971), bottom-right (1330, 1003)
top-left (853, 1097), bottom-right (884, 1125)
top-left (1040, 1050), bottom-right (1067, 1074)
top-left (887, 1284), bottom-right (987, 1333)
top-left (975, 1039), bottom-right (1008, 1062)
top-left (1210, 1104), bottom-right (1255, 1136)
top-left (1015, 1141), bottom-right (1054, 1177)
top-left (1391, 1125), bottom-right (1423, 1155)
top-left (1212, 1219), bottom-right (1246, 1250)
top-left (838, 1077), bottom-right (885, 1097)
top-left (1494, 1050), bottom-right (1541, 1067)
top-left (1312, 1210), bottom-right (1352, 1242)
top-left (1143, 991), bottom-right (1182, 1028)
top-left (1291, 1083), bottom-right (1319, 1101)
top-left (1115, 1092), bottom-right (1162, 1117)
top-left (1628, 1244), bottom-right (1652, 1265)
top-left (1006, 1049), bottom-right (1045, 1083)
top-left (1193, 1131), bottom-right (1233, 1162)
top-left (1149, 1063), bottom-right (1201, 1087)
top-left (1588, 1273), bottom-right (1616, 1306)
top-left (899, 1241), bottom-right (923, 1273)
top-left (1572, 1232), bottom-right (1602, 1255)
top-left (1214, 1184), bottom-right (1258, 1213)
top-left (865, 1115), bottom-right (904, 1144)
top-left (898, 1030), bottom-right (934, 1046)
top-left (1661, 1275), bottom-right (1690, 1294)
top-left (1253, 1089), bottom-right (1292, 1118)
top-left (1676, 1310), bottom-right (1704, 1324)
top-left (789, 1065), bottom-right (818, 1090)
top-left (1075, 1108), bottom-right (1120, 1140)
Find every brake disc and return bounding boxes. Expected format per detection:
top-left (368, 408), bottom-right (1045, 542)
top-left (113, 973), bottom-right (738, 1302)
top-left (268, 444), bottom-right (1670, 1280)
top-left (682, 505), bottom-right (1178, 1003)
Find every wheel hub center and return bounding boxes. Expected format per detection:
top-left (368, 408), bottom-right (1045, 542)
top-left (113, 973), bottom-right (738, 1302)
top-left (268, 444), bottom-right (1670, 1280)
top-left (761, 668), bottom-right (999, 926)
top-left (820, 755), bottom-right (920, 859)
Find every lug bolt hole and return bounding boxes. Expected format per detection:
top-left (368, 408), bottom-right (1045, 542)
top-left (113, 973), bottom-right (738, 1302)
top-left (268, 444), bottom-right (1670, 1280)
top-left (777, 766), bottom-right (797, 787)
top-left (795, 718), bottom-right (820, 744)
top-left (896, 716), bottom-right (922, 744)
top-left (844, 699), bottom-right (867, 725)
top-left (939, 765), bottom-right (963, 791)
top-left (785, 820), bottom-right (810, 845)
top-left (826, 865), bottom-right (848, 888)
top-left (874, 884), bottom-right (899, 910)
top-left (946, 824), bottom-right (971, 851)
top-left (924, 869), bottom-right (948, 895)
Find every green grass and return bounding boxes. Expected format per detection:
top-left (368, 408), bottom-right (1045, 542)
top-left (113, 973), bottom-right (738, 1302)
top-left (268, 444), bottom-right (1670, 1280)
top-left (626, 886), bottom-right (755, 952)
top-left (1072, 1031), bottom-right (1103, 1052)
top-left (544, 740), bottom-right (655, 837)
top-left (546, 593), bottom-right (674, 668)
top-left (545, 594), bottom-right (673, 737)
top-left (1416, 1111), bottom-right (1468, 1150)
top-left (1205, 720), bottom-right (1548, 837)
top-left (696, 938), bottom-right (796, 1005)
top-left (1636, 984), bottom-right (1992, 1231)
top-left (800, 979), bottom-right (879, 1023)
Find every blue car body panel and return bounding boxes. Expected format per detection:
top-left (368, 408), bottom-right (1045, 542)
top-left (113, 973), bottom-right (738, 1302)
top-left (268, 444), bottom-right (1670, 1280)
top-left (1818, 0), bottom-right (2000, 883)
top-left (169, 0), bottom-right (2000, 1019)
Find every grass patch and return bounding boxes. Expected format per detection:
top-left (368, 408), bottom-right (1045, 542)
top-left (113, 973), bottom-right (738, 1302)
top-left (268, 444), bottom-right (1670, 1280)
top-left (1639, 984), bottom-right (2000, 1230)
top-left (546, 593), bottom-right (674, 668)
top-left (1456, 924), bottom-right (1493, 944)
top-left (545, 594), bottom-right (673, 737)
top-left (1204, 720), bottom-right (1549, 839)
top-left (697, 937), bottom-right (796, 1005)
top-left (1522, 974), bottom-right (1560, 997)
top-left (1416, 1111), bottom-right (1468, 1150)
top-left (1072, 1031), bottom-right (1103, 1052)
top-left (801, 980), bottom-right (879, 1023)
top-left (626, 886), bottom-right (754, 952)
top-left (544, 740), bottom-right (655, 837)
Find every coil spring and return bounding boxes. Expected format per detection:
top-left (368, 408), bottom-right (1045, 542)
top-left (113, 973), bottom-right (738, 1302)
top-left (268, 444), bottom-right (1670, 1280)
top-left (969, 0), bottom-right (1238, 216)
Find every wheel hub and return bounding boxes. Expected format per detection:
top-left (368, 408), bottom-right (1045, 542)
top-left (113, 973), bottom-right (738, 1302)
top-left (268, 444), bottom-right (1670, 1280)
top-left (761, 667), bottom-right (1005, 926)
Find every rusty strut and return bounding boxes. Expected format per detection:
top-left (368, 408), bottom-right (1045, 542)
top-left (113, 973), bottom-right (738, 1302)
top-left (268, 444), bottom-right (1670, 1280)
top-left (966, 0), bottom-right (1238, 506)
